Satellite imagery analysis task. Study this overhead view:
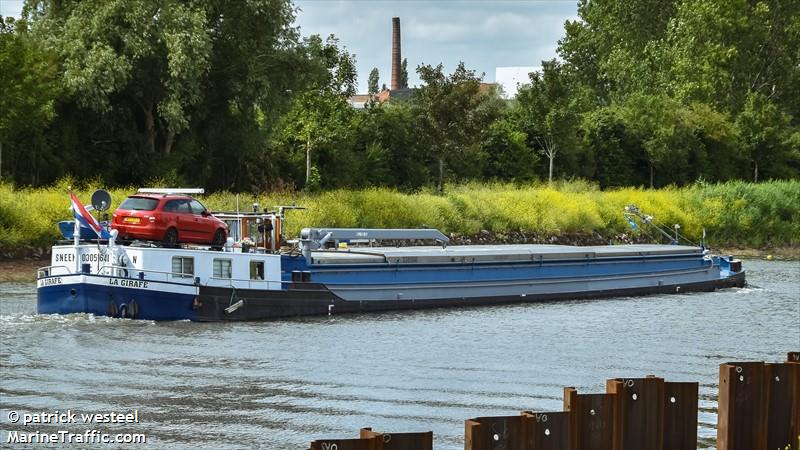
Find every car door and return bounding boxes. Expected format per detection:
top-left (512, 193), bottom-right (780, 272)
top-left (161, 199), bottom-right (182, 239)
top-left (189, 199), bottom-right (213, 242)
top-left (174, 199), bottom-right (198, 241)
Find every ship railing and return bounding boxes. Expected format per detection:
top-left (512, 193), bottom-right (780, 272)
top-left (36, 265), bottom-right (74, 278)
top-left (97, 265), bottom-right (198, 284)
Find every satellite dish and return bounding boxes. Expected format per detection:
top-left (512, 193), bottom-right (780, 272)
top-left (91, 190), bottom-right (112, 212)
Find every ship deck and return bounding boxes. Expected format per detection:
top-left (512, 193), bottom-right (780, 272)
top-left (310, 244), bottom-right (703, 264)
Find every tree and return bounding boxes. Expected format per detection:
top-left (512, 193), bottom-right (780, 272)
top-left (274, 35), bottom-right (358, 188)
top-left (683, 102), bottom-right (741, 182)
top-left (617, 94), bottom-right (694, 187)
top-left (558, 0), bottom-right (679, 102)
top-left (353, 101), bottom-right (429, 188)
top-left (21, 0), bottom-right (320, 189)
top-left (399, 58), bottom-right (409, 88)
top-left (27, 0), bottom-right (212, 156)
top-left (515, 60), bottom-right (587, 183)
top-left (581, 108), bottom-right (637, 188)
top-left (368, 67), bottom-right (380, 95)
top-left (659, 0), bottom-right (800, 114)
top-left (0, 17), bottom-right (59, 184)
top-left (735, 92), bottom-right (796, 181)
top-left (413, 62), bottom-right (490, 192)
top-left (481, 119), bottom-right (537, 181)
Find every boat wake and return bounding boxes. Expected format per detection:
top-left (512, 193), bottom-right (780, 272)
top-left (0, 312), bottom-right (155, 327)
top-left (733, 286), bottom-right (766, 294)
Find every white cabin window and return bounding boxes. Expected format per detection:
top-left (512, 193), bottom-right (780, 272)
top-left (213, 258), bottom-right (232, 279)
top-left (249, 260), bottom-right (264, 280)
top-left (172, 256), bottom-right (194, 278)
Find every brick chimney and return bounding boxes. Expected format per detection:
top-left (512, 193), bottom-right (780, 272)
top-left (391, 17), bottom-right (401, 91)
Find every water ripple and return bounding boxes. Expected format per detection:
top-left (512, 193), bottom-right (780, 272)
top-left (0, 259), bottom-right (797, 449)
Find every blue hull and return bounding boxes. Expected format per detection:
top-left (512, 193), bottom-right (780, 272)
top-left (36, 249), bottom-right (745, 322)
top-left (38, 275), bottom-right (198, 321)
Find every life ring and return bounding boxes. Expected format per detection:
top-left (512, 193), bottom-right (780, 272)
top-left (119, 303), bottom-right (128, 318)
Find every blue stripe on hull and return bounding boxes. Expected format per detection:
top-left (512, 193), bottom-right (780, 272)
top-left (304, 255), bottom-right (714, 286)
top-left (38, 282), bottom-right (197, 321)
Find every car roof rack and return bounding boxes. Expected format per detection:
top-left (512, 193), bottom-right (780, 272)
top-left (137, 188), bottom-right (205, 194)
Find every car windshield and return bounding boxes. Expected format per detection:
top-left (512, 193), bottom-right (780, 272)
top-left (119, 197), bottom-right (159, 211)
top-left (189, 200), bottom-right (206, 215)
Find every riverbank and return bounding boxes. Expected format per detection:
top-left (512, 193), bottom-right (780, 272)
top-left (2, 179), bottom-right (798, 259)
top-left (0, 259), bottom-right (43, 283)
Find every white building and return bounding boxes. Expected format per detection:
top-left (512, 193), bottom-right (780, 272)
top-left (495, 66), bottom-right (540, 99)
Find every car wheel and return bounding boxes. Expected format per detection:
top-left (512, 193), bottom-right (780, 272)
top-left (163, 228), bottom-right (178, 247)
top-left (212, 229), bottom-right (226, 250)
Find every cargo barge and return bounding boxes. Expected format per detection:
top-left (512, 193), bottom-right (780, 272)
top-left (36, 195), bottom-right (745, 321)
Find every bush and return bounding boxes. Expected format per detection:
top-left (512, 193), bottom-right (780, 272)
top-left (1, 179), bottom-right (797, 254)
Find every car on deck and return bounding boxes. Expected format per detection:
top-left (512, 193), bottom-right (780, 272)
top-left (111, 194), bottom-right (227, 246)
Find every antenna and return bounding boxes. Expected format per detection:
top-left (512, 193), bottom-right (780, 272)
top-left (91, 190), bottom-right (112, 212)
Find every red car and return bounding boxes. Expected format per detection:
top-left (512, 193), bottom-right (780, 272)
top-left (112, 194), bottom-right (227, 246)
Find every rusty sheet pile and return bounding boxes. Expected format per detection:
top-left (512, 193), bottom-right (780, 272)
top-left (306, 352), bottom-right (799, 450)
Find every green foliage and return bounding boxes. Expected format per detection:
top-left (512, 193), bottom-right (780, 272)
top-left (546, 0), bottom-right (800, 186)
top-left (0, 17), bottom-right (60, 184)
top-left (581, 107), bottom-right (638, 188)
top-left (270, 34), bottom-right (359, 190)
top-left (2, 0), bottom-right (798, 190)
top-left (8, 0), bottom-right (320, 189)
top-left (2, 180), bottom-right (797, 253)
top-left (736, 92), bottom-right (798, 181)
top-left (514, 60), bottom-right (590, 182)
top-left (481, 119), bottom-right (537, 182)
top-left (413, 62), bottom-right (501, 192)
top-left (305, 166), bottom-right (322, 192)
top-left (399, 58), bottom-right (409, 89)
top-left (367, 67), bottom-right (380, 95)
top-left (354, 102), bottom-right (429, 189)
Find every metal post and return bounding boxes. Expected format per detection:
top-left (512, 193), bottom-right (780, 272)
top-left (563, 387), bottom-right (614, 450)
top-left (717, 362), bottom-right (769, 450)
top-left (606, 376), bottom-right (665, 450)
top-left (663, 381), bottom-right (698, 450)
top-left (73, 218), bottom-right (80, 246)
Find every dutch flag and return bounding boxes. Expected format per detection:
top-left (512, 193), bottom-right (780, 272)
top-left (70, 191), bottom-right (110, 239)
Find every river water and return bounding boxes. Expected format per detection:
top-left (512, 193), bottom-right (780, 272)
top-left (1, 259), bottom-right (798, 449)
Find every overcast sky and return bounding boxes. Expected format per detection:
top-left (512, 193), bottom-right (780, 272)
top-left (295, 0), bottom-right (579, 92)
top-left (1, 0), bottom-right (579, 93)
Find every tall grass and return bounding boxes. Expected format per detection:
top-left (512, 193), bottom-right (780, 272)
top-left (1, 179), bottom-right (797, 253)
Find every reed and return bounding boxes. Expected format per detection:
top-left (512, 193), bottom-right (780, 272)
top-left (1, 179), bottom-right (797, 253)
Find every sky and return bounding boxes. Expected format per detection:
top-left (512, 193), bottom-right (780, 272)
top-left (0, 0), bottom-right (580, 93)
top-left (294, 0), bottom-right (579, 92)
